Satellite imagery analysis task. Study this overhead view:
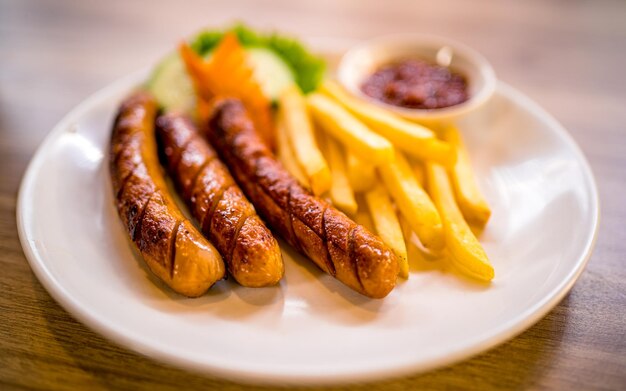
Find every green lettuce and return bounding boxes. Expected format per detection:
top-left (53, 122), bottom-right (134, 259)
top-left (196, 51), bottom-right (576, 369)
top-left (190, 24), bottom-right (326, 93)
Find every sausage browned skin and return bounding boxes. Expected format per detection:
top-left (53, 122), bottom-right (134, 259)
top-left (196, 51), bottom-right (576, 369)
top-left (110, 92), bottom-right (225, 297)
top-left (205, 99), bottom-right (398, 298)
top-left (155, 113), bottom-right (284, 287)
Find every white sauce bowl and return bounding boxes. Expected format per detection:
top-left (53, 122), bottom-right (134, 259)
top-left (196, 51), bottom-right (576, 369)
top-left (337, 34), bottom-right (497, 124)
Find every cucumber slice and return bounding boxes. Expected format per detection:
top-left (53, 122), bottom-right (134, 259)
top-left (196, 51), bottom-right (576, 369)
top-left (147, 47), bottom-right (295, 112)
top-left (245, 47), bottom-right (295, 101)
top-left (146, 53), bottom-right (195, 113)
top-left (204, 47), bottom-right (295, 100)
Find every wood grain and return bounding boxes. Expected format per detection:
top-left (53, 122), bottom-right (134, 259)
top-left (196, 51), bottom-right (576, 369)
top-left (1, 0), bottom-right (625, 389)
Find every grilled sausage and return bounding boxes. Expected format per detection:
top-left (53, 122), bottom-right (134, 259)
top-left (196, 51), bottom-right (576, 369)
top-left (110, 92), bottom-right (225, 297)
top-left (155, 113), bottom-right (284, 287)
top-left (205, 99), bottom-right (398, 298)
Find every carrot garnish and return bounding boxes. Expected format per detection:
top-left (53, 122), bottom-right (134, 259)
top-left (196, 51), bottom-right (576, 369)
top-left (178, 33), bottom-right (275, 148)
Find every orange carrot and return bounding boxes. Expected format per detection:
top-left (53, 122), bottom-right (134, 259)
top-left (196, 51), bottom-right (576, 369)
top-left (178, 33), bottom-right (275, 148)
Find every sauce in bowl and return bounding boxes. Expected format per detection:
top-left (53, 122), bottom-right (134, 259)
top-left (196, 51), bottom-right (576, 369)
top-left (360, 59), bottom-right (469, 110)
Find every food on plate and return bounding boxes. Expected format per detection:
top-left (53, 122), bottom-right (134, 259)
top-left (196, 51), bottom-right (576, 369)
top-left (441, 125), bottom-right (491, 227)
top-left (276, 114), bottom-right (310, 187)
top-left (425, 163), bottom-right (494, 281)
top-left (113, 25), bottom-right (496, 299)
top-left (318, 132), bottom-right (358, 215)
top-left (399, 215), bottom-right (445, 267)
top-left (179, 34), bottom-right (275, 148)
top-left (317, 75), bottom-right (493, 280)
top-left (110, 92), bottom-right (225, 297)
top-left (346, 152), bottom-right (376, 192)
top-left (307, 93), bottom-right (394, 165)
top-left (378, 150), bottom-right (444, 251)
top-left (353, 194), bottom-right (376, 233)
top-left (411, 160), bottom-right (426, 187)
top-left (146, 53), bottom-right (197, 114)
top-left (156, 113), bottom-right (284, 287)
top-left (278, 85), bottom-right (331, 195)
top-left (205, 98), bottom-right (399, 298)
top-left (147, 24), bottom-right (325, 110)
top-left (320, 80), bottom-right (456, 166)
top-left (360, 59), bottom-right (469, 110)
top-left (190, 24), bottom-right (325, 96)
top-left (364, 184), bottom-right (409, 278)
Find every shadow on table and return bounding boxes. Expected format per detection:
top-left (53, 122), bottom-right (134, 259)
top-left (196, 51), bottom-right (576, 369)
top-left (33, 273), bottom-right (569, 391)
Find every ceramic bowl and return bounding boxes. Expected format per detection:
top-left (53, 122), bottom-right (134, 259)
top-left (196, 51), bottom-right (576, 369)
top-left (337, 34), bottom-right (497, 124)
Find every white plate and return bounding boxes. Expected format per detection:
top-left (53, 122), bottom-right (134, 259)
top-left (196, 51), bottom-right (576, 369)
top-left (17, 67), bottom-right (599, 385)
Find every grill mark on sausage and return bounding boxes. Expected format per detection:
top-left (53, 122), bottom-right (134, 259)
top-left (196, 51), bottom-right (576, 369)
top-left (319, 204), bottom-right (336, 277)
top-left (132, 190), bottom-right (155, 242)
top-left (283, 183), bottom-right (301, 252)
top-left (184, 158), bottom-right (213, 198)
top-left (187, 159), bottom-right (212, 206)
top-left (168, 219), bottom-right (182, 278)
top-left (115, 160), bottom-right (141, 200)
top-left (289, 212), bottom-right (303, 256)
top-left (227, 212), bottom-right (252, 263)
top-left (112, 145), bottom-right (125, 170)
top-left (111, 131), bottom-right (143, 170)
top-left (250, 162), bottom-right (300, 245)
top-left (111, 134), bottom-right (132, 168)
top-left (347, 225), bottom-right (364, 291)
top-left (155, 115), bottom-right (193, 175)
top-left (168, 130), bottom-right (195, 174)
top-left (200, 183), bottom-right (230, 236)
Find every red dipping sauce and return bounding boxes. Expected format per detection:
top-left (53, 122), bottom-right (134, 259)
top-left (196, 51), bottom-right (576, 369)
top-left (361, 59), bottom-right (469, 110)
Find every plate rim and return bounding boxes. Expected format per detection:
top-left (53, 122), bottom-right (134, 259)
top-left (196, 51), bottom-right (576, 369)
top-left (16, 71), bottom-right (600, 385)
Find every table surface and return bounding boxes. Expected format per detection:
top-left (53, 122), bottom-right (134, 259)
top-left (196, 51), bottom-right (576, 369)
top-left (1, 0), bottom-right (625, 389)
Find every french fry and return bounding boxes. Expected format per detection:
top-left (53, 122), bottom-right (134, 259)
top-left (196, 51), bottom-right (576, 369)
top-left (319, 133), bottom-right (358, 215)
top-left (320, 80), bottom-right (456, 166)
top-left (379, 151), bottom-right (444, 251)
top-left (276, 114), bottom-right (310, 188)
top-left (425, 163), bottom-right (494, 281)
top-left (441, 125), bottom-right (491, 227)
top-left (411, 160), bottom-right (426, 188)
top-left (354, 194), bottom-right (375, 233)
top-left (307, 93), bottom-right (394, 165)
top-left (279, 86), bottom-right (331, 195)
top-left (346, 152), bottom-right (376, 192)
top-left (398, 215), bottom-right (445, 270)
top-left (364, 184), bottom-right (409, 278)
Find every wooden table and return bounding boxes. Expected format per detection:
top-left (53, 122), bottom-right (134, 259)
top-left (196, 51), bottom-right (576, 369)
top-left (1, 0), bottom-right (625, 389)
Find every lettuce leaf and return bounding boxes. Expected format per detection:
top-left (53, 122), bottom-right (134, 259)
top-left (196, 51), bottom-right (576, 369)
top-left (190, 23), bottom-right (326, 93)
